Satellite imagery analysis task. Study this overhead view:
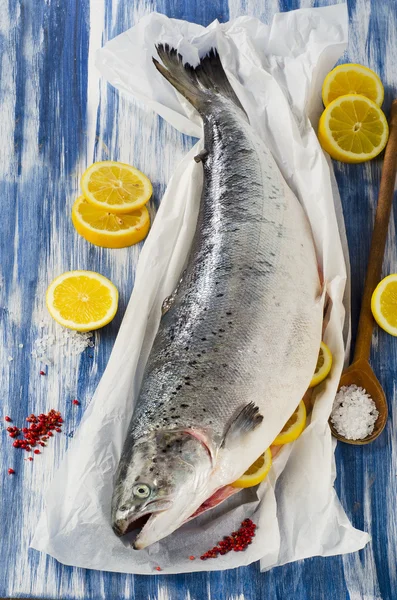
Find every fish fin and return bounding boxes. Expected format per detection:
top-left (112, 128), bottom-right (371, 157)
top-left (161, 294), bottom-right (175, 316)
top-left (194, 149), bottom-right (209, 163)
top-left (153, 44), bottom-right (246, 116)
top-left (221, 402), bottom-right (263, 449)
top-left (161, 271), bottom-right (185, 316)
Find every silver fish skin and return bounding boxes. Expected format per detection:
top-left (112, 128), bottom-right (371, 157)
top-left (111, 46), bottom-right (323, 549)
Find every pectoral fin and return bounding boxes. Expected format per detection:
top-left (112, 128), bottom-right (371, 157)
top-left (221, 402), bottom-right (263, 449)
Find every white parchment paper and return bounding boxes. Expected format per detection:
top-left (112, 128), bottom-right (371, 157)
top-left (31, 4), bottom-right (370, 574)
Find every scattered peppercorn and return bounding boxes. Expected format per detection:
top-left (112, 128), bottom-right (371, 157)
top-left (4, 416), bottom-right (12, 422)
top-left (8, 469), bottom-right (15, 475)
top-left (6, 409), bottom-right (63, 466)
top-left (200, 519), bottom-right (256, 560)
top-left (189, 556), bottom-right (195, 560)
top-left (40, 370), bottom-right (46, 376)
top-left (155, 566), bottom-right (162, 572)
top-left (72, 399), bottom-right (80, 406)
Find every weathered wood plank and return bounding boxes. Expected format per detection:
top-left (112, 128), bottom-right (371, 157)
top-left (1, 0), bottom-right (396, 598)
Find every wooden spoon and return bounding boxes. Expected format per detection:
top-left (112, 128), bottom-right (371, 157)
top-left (330, 99), bottom-right (397, 445)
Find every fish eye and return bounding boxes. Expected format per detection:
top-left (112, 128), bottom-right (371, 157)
top-left (133, 484), bottom-right (151, 499)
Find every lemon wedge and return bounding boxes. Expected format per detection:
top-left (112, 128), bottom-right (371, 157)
top-left (72, 196), bottom-right (150, 249)
top-left (272, 400), bottom-right (307, 445)
top-left (231, 448), bottom-right (272, 488)
top-left (46, 271), bottom-right (118, 332)
top-left (322, 64), bottom-right (384, 107)
top-left (309, 341), bottom-right (333, 388)
top-left (371, 274), bottom-right (397, 336)
top-left (318, 94), bottom-right (389, 163)
top-left (81, 161), bottom-right (152, 214)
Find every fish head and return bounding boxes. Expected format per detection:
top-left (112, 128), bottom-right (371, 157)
top-left (111, 429), bottom-right (213, 546)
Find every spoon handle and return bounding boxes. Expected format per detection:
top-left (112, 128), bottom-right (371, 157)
top-left (354, 99), bottom-right (397, 363)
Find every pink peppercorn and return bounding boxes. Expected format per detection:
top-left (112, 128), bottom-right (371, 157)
top-left (200, 519), bottom-right (256, 560)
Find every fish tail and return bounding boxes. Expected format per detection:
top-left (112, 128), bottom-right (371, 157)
top-left (153, 44), bottom-right (246, 116)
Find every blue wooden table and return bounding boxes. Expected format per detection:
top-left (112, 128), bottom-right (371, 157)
top-left (1, 0), bottom-right (396, 598)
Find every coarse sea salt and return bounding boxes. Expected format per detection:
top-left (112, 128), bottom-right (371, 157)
top-left (31, 328), bottom-right (94, 364)
top-left (331, 385), bottom-right (379, 440)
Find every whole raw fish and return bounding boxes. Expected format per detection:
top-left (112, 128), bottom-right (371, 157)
top-left (111, 45), bottom-right (323, 549)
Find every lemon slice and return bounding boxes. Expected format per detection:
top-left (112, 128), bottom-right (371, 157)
top-left (46, 271), bottom-right (118, 332)
top-left (309, 341), bottom-right (333, 388)
top-left (318, 95), bottom-right (389, 163)
top-left (272, 400), bottom-right (307, 445)
top-left (371, 274), bottom-right (397, 336)
top-left (81, 161), bottom-right (152, 214)
top-left (72, 196), bottom-right (150, 249)
top-left (231, 448), bottom-right (272, 488)
top-left (322, 64), bottom-right (384, 107)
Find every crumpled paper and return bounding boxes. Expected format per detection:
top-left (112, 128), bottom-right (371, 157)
top-left (31, 4), bottom-right (370, 574)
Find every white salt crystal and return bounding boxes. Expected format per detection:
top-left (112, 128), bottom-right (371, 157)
top-left (331, 385), bottom-right (379, 440)
top-left (8, 356), bottom-right (13, 362)
top-left (31, 327), bottom-right (94, 361)
top-left (18, 343), bottom-right (23, 348)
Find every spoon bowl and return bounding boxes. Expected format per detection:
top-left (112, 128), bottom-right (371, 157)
top-left (330, 359), bottom-right (388, 445)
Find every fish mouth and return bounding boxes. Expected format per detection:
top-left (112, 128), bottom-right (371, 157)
top-left (132, 513), bottom-right (158, 549)
top-left (112, 512), bottom-right (153, 537)
top-left (132, 486), bottom-right (240, 550)
top-left (113, 499), bottom-right (173, 539)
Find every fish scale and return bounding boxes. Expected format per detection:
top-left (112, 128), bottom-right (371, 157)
top-left (133, 103), bottom-right (312, 438)
top-left (111, 46), bottom-right (323, 548)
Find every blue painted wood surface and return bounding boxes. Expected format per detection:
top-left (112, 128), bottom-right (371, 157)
top-left (1, 0), bottom-right (396, 598)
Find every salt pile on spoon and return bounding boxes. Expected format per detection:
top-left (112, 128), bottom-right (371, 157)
top-left (331, 385), bottom-right (379, 440)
